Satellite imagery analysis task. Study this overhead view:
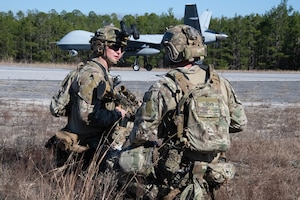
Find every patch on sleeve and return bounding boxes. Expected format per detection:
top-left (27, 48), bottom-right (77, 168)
top-left (78, 73), bottom-right (100, 104)
top-left (142, 91), bottom-right (154, 117)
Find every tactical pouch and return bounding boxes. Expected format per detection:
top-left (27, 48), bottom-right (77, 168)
top-left (55, 130), bottom-right (89, 153)
top-left (111, 126), bottom-right (131, 150)
top-left (119, 146), bottom-right (155, 176)
top-left (204, 162), bottom-right (235, 187)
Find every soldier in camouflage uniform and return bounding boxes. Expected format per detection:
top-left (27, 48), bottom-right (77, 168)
top-left (124, 25), bottom-right (247, 199)
top-left (53, 25), bottom-right (129, 169)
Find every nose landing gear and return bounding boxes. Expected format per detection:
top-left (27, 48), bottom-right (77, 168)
top-left (132, 56), bottom-right (153, 71)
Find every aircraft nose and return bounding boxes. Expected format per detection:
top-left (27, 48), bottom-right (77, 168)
top-left (216, 33), bottom-right (228, 41)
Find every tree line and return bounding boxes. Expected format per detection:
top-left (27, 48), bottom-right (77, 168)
top-left (0, 0), bottom-right (299, 70)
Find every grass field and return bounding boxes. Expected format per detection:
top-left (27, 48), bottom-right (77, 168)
top-left (0, 99), bottom-right (299, 200)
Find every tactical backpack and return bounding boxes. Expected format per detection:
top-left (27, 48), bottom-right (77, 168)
top-left (169, 66), bottom-right (231, 153)
top-left (49, 62), bottom-right (85, 117)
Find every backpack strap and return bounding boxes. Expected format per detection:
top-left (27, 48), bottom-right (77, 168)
top-left (210, 70), bottom-right (221, 92)
top-left (89, 59), bottom-right (112, 88)
top-left (165, 68), bottom-right (195, 110)
top-left (166, 69), bottom-right (194, 146)
top-left (173, 69), bottom-right (194, 94)
top-left (199, 63), bottom-right (221, 92)
top-left (88, 59), bottom-right (115, 99)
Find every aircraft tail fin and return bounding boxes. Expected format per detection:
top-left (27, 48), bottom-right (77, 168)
top-left (199, 10), bottom-right (212, 33)
top-left (184, 4), bottom-right (201, 32)
top-left (184, 4), bottom-right (212, 35)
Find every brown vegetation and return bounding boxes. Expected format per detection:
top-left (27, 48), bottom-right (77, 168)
top-left (0, 100), bottom-right (299, 199)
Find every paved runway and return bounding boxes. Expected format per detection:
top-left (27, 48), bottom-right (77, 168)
top-left (1, 65), bottom-right (300, 81)
top-left (0, 65), bottom-right (299, 105)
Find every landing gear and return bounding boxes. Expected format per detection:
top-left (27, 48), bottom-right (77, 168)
top-left (143, 56), bottom-right (153, 71)
top-left (132, 57), bottom-right (140, 71)
top-left (133, 64), bottom-right (140, 71)
top-left (132, 56), bottom-right (153, 71)
top-left (145, 64), bottom-right (152, 71)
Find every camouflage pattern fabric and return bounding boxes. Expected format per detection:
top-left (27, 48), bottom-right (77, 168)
top-left (90, 25), bottom-right (128, 57)
top-left (130, 64), bottom-right (247, 146)
top-left (173, 68), bottom-right (232, 153)
top-left (161, 24), bottom-right (207, 63)
top-left (48, 58), bottom-right (127, 168)
top-left (111, 124), bottom-right (132, 150)
top-left (94, 25), bottom-right (128, 46)
top-left (128, 64), bottom-right (247, 198)
top-left (68, 58), bottom-right (120, 137)
top-left (49, 62), bottom-right (84, 117)
top-left (205, 162), bottom-right (236, 186)
top-left (119, 146), bottom-right (155, 176)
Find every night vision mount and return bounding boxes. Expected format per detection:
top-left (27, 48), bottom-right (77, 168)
top-left (120, 21), bottom-right (140, 40)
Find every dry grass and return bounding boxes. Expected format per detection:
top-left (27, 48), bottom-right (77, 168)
top-left (0, 100), bottom-right (300, 200)
top-left (0, 100), bottom-right (125, 200)
top-left (215, 105), bottom-right (300, 200)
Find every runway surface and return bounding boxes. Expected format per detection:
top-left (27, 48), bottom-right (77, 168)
top-left (0, 65), bottom-right (299, 106)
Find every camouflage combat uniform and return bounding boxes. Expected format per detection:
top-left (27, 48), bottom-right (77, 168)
top-left (130, 64), bottom-right (247, 144)
top-left (68, 59), bottom-right (119, 137)
top-left (59, 58), bottom-right (122, 168)
top-left (129, 64), bottom-right (247, 199)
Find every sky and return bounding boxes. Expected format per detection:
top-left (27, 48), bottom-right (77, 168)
top-left (1, 0), bottom-right (300, 19)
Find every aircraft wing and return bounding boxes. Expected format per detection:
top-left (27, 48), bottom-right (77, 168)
top-left (129, 34), bottom-right (162, 44)
top-left (56, 4), bottom-right (228, 71)
top-left (56, 30), bottom-right (93, 51)
top-left (56, 30), bottom-right (162, 56)
top-left (125, 34), bottom-right (162, 56)
top-left (56, 4), bottom-right (228, 53)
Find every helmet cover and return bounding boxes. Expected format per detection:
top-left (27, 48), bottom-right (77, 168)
top-left (90, 25), bottom-right (128, 56)
top-left (161, 24), bottom-right (207, 63)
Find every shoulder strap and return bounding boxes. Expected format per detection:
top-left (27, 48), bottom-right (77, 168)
top-left (89, 59), bottom-right (110, 83)
top-left (210, 70), bottom-right (221, 91)
top-left (199, 63), bottom-right (221, 92)
top-left (166, 69), bottom-right (195, 145)
top-left (198, 63), bottom-right (210, 83)
top-left (173, 70), bottom-right (194, 95)
top-left (88, 59), bottom-right (115, 98)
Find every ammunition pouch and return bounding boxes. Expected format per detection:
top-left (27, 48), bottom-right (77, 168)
top-left (204, 162), bottom-right (235, 189)
top-left (119, 146), bottom-right (156, 177)
top-left (111, 126), bottom-right (131, 150)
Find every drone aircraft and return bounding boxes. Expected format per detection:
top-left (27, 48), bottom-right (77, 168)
top-left (56, 4), bottom-right (228, 71)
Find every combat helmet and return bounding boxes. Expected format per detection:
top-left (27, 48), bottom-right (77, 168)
top-left (161, 24), bottom-right (207, 63)
top-left (90, 25), bottom-right (128, 57)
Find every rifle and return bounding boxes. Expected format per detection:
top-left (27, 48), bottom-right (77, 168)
top-left (115, 85), bottom-right (141, 127)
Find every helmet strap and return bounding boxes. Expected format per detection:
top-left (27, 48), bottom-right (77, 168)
top-left (166, 43), bottom-right (182, 63)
